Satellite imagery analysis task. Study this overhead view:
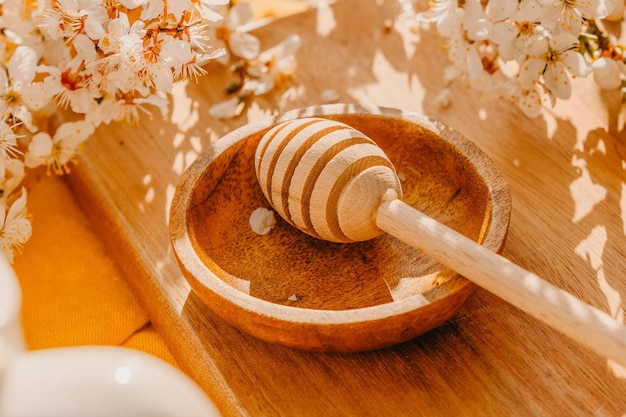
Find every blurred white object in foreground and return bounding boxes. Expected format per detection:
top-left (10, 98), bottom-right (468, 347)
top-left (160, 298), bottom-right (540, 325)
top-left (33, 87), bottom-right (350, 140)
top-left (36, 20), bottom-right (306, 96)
top-left (0, 254), bottom-right (221, 417)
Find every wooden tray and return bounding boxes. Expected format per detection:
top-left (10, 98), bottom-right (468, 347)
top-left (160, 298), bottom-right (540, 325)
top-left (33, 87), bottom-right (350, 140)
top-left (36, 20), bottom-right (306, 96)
top-left (68, 1), bottom-right (626, 415)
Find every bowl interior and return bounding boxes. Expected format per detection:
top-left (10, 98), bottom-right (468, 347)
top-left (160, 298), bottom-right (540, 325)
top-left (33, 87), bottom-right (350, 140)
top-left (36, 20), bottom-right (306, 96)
top-left (184, 112), bottom-right (503, 312)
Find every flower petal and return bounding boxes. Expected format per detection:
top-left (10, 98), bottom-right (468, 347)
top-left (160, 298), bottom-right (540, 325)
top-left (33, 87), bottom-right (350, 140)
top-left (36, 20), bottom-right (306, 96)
top-left (519, 57), bottom-right (546, 87)
top-left (516, 0), bottom-right (543, 21)
top-left (230, 31), bottom-right (261, 60)
top-left (73, 34), bottom-right (98, 62)
top-left (544, 64), bottom-right (572, 99)
top-left (561, 50), bottom-right (592, 78)
top-left (486, 0), bottom-right (518, 20)
top-left (28, 133), bottom-right (53, 158)
top-left (209, 97), bottom-right (244, 119)
top-left (550, 33), bottom-right (579, 51)
top-left (466, 18), bottom-right (492, 41)
top-left (5, 188), bottom-right (28, 226)
top-left (8, 46), bottom-right (38, 84)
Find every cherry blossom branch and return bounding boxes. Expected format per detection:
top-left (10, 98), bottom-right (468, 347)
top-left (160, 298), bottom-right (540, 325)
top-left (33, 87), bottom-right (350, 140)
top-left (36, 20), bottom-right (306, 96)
top-left (408, 0), bottom-right (626, 115)
top-left (0, 0), bottom-right (301, 262)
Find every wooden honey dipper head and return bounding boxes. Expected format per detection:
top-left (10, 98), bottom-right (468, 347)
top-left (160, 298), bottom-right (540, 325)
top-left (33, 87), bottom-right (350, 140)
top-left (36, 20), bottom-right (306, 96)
top-left (255, 117), bottom-right (403, 243)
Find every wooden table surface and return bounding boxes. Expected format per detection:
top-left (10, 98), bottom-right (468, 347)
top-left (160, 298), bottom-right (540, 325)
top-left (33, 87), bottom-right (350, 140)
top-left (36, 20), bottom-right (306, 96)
top-left (67, 0), bottom-right (626, 415)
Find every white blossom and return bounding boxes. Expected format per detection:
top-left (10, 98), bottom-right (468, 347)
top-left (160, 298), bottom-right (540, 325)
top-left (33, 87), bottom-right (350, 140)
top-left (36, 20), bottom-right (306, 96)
top-left (0, 0), bottom-right (298, 262)
top-left (39, 57), bottom-right (98, 114)
top-left (210, 1), bottom-right (261, 64)
top-left (540, 0), bottom-right (610, 35)
top-left (416, 0), bottom-right (620, 117)
top-left (25, 121), bottom-right (95, 174)
top-left (0, 119), bottom-right (21, 164)
top-left (85, 94), bottom-right (169, 126)
top-left (0, 159), bottom-right (25, 203)
top-left (0, 188), bottom-right (31, 263)
top-left (245, 34), bottom-right (301, 95)
top-left (40, 0), bottom-right (108, 41)
top-left (0, 46), bottom-right (39, 130)
top-left (491, 21), bottom-right (544, 62)
top-left (519, 33), bottom-right (591, 99)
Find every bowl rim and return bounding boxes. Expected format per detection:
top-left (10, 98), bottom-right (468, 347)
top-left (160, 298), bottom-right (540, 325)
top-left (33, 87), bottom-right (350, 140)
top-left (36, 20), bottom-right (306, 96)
top-left (169, 103), bottom-right (511, 327)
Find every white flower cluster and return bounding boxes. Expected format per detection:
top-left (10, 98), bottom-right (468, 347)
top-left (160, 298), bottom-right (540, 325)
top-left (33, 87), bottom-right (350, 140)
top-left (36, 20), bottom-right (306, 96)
top-left (412, 0), bottom-right (625, 116)
top-left (207, 2), bottom-right (301, 119)
top-left (0, 0), bottom-right (300, 262)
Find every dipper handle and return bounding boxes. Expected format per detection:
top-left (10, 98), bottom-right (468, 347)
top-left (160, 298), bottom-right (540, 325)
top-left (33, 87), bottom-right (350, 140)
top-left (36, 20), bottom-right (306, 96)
top-left (377, 198), bottom-right (626, 368)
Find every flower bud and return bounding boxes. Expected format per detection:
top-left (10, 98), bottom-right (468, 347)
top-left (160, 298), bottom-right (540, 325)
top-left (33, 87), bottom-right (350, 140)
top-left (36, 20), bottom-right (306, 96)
top-left (592, 57), bottom-right (623, 90)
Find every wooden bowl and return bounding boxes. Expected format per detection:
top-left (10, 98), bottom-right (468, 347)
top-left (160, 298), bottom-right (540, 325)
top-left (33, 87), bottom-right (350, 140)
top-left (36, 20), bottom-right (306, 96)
top-left (169, 104), bottom-right (511, 352)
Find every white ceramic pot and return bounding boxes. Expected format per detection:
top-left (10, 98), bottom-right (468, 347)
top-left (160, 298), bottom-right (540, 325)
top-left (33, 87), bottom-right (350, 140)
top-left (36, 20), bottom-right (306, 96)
top-left (0, 255), bottom-right (221, 417)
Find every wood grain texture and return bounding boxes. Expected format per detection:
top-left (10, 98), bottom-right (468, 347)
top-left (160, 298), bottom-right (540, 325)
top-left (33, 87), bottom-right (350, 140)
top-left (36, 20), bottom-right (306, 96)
top-left (67, 1), bottom-right (626, 416)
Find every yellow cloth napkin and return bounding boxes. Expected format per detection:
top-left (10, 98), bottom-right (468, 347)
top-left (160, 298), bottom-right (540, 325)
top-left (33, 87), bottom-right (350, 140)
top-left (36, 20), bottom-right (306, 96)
top-left (12, 172), bottom-right (177, 367)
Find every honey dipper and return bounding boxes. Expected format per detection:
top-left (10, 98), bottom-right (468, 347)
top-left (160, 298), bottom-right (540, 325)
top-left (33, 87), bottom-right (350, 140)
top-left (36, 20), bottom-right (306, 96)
top-left (255, 117), bottom-right (626, 366)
